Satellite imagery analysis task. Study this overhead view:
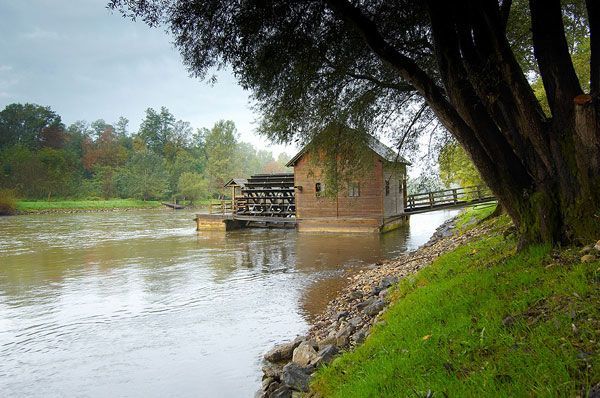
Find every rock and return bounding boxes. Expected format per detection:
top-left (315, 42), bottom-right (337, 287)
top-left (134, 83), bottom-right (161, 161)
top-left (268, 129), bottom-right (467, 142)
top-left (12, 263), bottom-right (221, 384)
top-left (281, 362), bottom-right (311, 392)
top-left (352, 328), bottom-right (367, 344)
top-left (264, 337), bottom-right (304, 362)
top-left (262, 377), bottom-right (275, 390)
top-left (264, 381), bottom-right (281, 397)
top-left (349, 290), bottom-right (363, 300)
top-left (581, 254), bottom-right (597, 263)
top-left (348, 316), bottom-right (363, 328)
top-left (262, 362), bottom-right (284, 379)
top-left (380, 275), bottom-right (399, 289)
top-left (335, 324), bottom-right (355, 347)
top-left (336, 311), bottom-right (349, 320)
top-left (595, 240), bottom-right (600, 252)
top-left (317, 332), bottom-right (337, 349)
top-left (363, 299), bottom-right (385, 316)
top-left (356, 297), bottom-right (376, 310)
top-left (310, 344), bottom-right (338, 367)
top-left (269, 385), bottom-right (292, 398)
top-left (292, 341), bottom-right (318, 367)
top-left (580, 245), bottom-right (593, 255)
top-left (378, 288), bottom-right (389, 298)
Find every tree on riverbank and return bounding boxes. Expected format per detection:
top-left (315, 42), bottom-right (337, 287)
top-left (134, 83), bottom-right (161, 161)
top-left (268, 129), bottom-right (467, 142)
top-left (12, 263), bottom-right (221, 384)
top-left (0, 103), bottom-right (291, 201)
top-left (108, 0), bottom-right (598, 245)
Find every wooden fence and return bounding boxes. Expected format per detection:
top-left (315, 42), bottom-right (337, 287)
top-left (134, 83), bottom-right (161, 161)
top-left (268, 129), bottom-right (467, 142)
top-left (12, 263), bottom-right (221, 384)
top-left (209, 200), bottom-right (233, 215)
top-left (405, 185), bottom-right (495, 213)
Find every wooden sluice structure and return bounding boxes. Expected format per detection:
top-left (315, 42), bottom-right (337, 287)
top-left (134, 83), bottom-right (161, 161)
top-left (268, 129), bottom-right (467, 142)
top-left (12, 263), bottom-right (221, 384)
top-left (404, 185), bottom-right (496, 214)
top-left (196, 173), bottom-right (296, 231)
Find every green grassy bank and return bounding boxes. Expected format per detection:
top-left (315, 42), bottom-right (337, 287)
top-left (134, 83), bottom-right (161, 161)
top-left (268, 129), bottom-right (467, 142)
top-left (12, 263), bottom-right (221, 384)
top-left (312, 210), bottom-right (600, 397)
top-left (16, 199), bottom-right (163, 212)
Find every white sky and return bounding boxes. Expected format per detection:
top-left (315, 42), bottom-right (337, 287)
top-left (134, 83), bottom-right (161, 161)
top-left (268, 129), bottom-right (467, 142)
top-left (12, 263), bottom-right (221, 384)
top-left (0, 0), bottom-right (296, 156)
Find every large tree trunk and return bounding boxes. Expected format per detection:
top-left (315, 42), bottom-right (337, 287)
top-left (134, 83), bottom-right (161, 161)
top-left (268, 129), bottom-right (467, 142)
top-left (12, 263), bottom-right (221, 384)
top-left (327, 0), bottom-right (600, 245)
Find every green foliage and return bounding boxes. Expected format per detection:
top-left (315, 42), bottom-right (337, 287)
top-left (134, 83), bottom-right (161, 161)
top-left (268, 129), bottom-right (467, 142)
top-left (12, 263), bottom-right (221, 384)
top-left (0, 188), bottom-right (17, 215)
top-left (406, 172), bottom-right (444, 194)
top-left (0, 102), bottom-right (291, 202)
top-left (177, 172), bottom-right (209, 202)
top-left (438, 142), bottom-right (484, 189)
top-left (202, 120), bottom-right (240, 196)
top-left (0, 103), bottom-right (63, 150)
top-left (116, 151), bottom-right (168, 200)
top-left (312, 211), bottom-right (600, 397)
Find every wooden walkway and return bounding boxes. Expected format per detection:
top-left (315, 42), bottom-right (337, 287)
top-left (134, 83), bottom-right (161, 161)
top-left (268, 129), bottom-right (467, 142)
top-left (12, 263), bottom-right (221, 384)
top-left (404, 185), bottom-right (496, 214)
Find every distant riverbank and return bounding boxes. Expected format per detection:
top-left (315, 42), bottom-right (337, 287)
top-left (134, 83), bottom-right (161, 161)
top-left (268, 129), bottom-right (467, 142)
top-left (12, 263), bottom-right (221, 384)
top-left (11, 199), bottom-right (213, 215)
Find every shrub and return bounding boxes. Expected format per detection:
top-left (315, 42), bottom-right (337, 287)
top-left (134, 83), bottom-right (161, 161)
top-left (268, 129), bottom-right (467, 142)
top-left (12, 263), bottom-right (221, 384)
top-left (0, 189), bottom-right (17, 215)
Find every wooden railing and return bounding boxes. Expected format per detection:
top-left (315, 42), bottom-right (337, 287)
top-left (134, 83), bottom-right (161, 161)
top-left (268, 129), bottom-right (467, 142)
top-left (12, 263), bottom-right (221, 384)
top-left (209, 200), bottom-right (233, 215)
top-left (405, 185), bottom-right (495, 213)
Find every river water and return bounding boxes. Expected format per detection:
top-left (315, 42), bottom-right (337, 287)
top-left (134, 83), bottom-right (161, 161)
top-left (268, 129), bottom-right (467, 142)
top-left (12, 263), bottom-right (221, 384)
top-left (0, 209), bottom-right (457, 397)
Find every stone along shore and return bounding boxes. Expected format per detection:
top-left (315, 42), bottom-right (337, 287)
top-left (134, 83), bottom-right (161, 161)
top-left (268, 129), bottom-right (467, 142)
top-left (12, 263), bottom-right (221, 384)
top-left (257, 217), bottom-right (496, 397)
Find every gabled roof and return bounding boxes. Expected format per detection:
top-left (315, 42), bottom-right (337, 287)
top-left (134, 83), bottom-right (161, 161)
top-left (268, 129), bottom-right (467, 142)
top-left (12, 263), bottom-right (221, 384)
top-left (223, 178), bottom-right (248, 188)
top-left (286, 135), bottom-right (411, 167)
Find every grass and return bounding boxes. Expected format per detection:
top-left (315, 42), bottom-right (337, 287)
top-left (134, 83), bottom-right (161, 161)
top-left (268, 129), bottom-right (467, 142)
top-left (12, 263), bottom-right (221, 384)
top-left (16, 199), bottom-right (162, 212)
top-left (312, 209), bottom-right (600, 397)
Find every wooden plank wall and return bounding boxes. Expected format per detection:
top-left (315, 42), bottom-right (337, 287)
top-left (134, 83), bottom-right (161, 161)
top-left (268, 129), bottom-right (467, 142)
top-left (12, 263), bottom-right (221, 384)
top-left (294, 154), bottom-right (384, 220)
top-left (383, 164), bottom-right (406, 218)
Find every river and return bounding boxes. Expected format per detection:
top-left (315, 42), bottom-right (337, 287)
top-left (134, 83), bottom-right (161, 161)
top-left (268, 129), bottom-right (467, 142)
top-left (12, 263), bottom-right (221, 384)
top-left (0, 209), bottom-right (457, 397)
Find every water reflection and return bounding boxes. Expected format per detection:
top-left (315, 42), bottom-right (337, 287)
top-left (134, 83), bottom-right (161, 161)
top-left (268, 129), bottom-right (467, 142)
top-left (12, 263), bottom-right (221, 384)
top-left (0, 209), bottom-right (456, 397)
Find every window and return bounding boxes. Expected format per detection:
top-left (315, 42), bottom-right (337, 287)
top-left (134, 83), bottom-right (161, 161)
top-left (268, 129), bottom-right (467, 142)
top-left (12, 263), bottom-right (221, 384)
top-left (399, 179), bottom-right (402, 194)
top-left (348, 182), bottom-right (360, 197)
top-left (315, 182), bottom-right (323, 197)
top-left (385, 180), bottom-right (390, 196)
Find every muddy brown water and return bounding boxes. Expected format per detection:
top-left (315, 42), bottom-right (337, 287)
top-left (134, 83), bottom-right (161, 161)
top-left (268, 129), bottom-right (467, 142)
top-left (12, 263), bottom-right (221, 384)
top-left (0, 209), bottom-right (458, 397)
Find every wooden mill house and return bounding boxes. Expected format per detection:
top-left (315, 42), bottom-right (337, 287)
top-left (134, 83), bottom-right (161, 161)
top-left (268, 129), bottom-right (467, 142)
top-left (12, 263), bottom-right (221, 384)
top-left (197, 135), bottom-right (411, 233)
top-left (286, 137), bottom-right (410, 233)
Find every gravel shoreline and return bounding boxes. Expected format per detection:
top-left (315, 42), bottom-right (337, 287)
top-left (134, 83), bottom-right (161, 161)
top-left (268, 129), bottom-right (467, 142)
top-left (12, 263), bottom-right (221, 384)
top-left (258, 215), bottom-right (492, 397)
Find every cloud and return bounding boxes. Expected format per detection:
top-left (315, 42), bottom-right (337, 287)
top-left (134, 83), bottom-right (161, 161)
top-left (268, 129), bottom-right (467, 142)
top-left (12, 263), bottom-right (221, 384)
top-left (0, 65), bottom-right (13, 72)
top-left (20, 27), bottom-right (61, 40)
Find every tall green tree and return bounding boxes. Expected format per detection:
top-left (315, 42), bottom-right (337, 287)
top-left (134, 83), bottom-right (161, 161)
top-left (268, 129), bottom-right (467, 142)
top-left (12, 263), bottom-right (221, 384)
top-left (137, 107), bottom-right (176, 155)
top-left (111, 0), bottom-right (600, 245)
top-left (0, 103), bottom-right (63, 150)
top-left (117, 151), bottom-right (168, 200)
top-left (202, 120), bottom-right (239, 196)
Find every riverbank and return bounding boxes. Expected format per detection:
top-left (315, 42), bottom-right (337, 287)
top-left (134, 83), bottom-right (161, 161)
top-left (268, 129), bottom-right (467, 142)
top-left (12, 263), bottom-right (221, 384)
top-left (11, 199), bottom-right (213, 214)
top-left (259, 207), bottom-right (600, 397)
top-left (15, 199), bottom-right (163, 214)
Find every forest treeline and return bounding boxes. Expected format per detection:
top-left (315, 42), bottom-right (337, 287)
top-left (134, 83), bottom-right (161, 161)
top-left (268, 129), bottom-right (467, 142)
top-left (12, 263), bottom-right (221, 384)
top-left (0, 103), bottom-right (290, 202)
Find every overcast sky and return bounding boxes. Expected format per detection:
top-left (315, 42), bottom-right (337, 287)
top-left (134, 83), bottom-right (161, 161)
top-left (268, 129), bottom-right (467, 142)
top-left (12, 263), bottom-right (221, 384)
top-left (0, 0), bottom-right (295, 155)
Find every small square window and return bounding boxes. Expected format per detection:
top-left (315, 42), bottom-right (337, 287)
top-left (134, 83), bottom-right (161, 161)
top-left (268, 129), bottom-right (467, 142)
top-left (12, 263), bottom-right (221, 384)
top-left (348, 182), bottom-right (360, 197)
top-left (385, 180), bottom-right (390, 196)
top-left (315, 182), bottom-right (324, 197)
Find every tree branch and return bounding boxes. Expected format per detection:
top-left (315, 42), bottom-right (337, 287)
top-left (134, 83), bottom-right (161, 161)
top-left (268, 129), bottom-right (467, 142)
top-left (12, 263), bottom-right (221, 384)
top-left (343, 71), bottom-right (415, 92)
top-left (587, 0), bottom-right (599, 95)
top-left (529, 0), bottom-right (583, 117)
top-left (499, 0), bottom-right (513, 32)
